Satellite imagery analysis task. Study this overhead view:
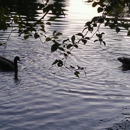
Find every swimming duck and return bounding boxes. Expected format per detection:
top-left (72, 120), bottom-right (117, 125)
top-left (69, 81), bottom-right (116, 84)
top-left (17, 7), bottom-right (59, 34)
top-left (0, 56), bottom-right (20, 79)
top-left (118, 57), bottom-right (130, 69)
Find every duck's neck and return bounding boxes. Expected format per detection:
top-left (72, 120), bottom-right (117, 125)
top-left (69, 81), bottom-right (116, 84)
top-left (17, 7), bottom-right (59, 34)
top-left (14, 58), bottom-right (18, 69)
top-left (14, 59), bottom-right (18, 80)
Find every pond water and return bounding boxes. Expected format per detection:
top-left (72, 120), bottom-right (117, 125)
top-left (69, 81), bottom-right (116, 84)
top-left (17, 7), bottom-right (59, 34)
top-left (0, 0), bottom-right (130, 130)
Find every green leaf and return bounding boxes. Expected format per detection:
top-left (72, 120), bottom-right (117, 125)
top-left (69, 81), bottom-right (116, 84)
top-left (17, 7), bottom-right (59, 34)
top-left (64, 53), bottom-right (68, 57)
top-left (109, 23), bottom-right (115, 29)
top-left (46, 22), bottom-right (51, 25)
top-left (58, 47), bottom-right (64, 51)
top-left (56, 32), bottom-right (62, 36)
top-left (34, 33), bottom-right (39, 39)
top-left (13, 15), bottom-right (18, 23)
top-left (43, 5), bottom-right (51, 13)
top-left (116, 27), bottom-right (120, 33)
top-left (88, 26), bottom-right (93, 32)
top-left (122, 23), bottom-right (129, 30)
top-left (52, 59), bottom-right (59, 65)
top-left (63, 38), bottom-right (69, 43)
top-left (53, 30), bottom-right (57, 35)
top-left (24, 35), bottom-right (29, 40)
top-left (91, 16), bottom-right (99, 22)
top-left (74, 44), bottom-right (78, 48)
top-left (51, 42), bottom-right (60, 52)
top-left (101, 32), bottom-right (105, 35)
top-left (53, 36), bottom-right (58, 39)
top-left (76, 33), bottom-right (84, 38)
top-left (94, 39), bottom-right (98, 42)
top-left (48, 17), bottom-right (56, 21)
top-left (98, 17), bottom-right (104, 23)
top-left (71, 35), bottom-right (75, 44)
top-left (103, 41), bottom-right (106, 45)
top-left (70, 65), bottom-right (75, 69)
top-left (97, 7), bottom-right (103, 13)
top-left (93, 23), bottom-right (97, 27)
top-left (74, 71), bottom-right (80, 77)
top-left (86, 0), bottom-right (93, 2)
top-left (40, 25), bottom-right (45, 32)
top-left (77, 65), bottom-right (84, 70)
top-left (85, 37), bottom-right (90, 40)
top-left (46, 37), bottom-right (51, 41)
top-left (67, 44), bottom-right (73, 49)
top-left (96, 33), bottom-right (102, 38)
top-left (85, 21), bottom-right (92, 26)
top-left (92, 2), bottom-right (98, 7)
top-left (127, 30), bottom-right (130, 36)
top-left (67, 51), bottom-right (71, 54)
top-left (52, 59), bottom-right (63, 67)
top-left (0, 42), bottom-right (3, 46)
top-left (82, 39), bottom-right (87, 44)
top-left (52, 40), bottom-right (59, 44)
top-left (57, 60), bottom-right (63, 67)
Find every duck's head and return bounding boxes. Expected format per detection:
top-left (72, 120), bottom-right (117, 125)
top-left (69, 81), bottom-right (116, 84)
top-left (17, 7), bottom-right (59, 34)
top-left (117, 57), bottom-right (124, 63)
top-left (14, 56), bottom-right (20, 62)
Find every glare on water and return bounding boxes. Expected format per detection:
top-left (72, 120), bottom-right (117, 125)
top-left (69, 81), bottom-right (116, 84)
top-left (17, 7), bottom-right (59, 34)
top-left (0, 0), bottom-right (130, 130)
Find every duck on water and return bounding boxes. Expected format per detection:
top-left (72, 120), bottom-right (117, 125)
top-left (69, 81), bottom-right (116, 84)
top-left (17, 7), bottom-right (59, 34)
top-left (0, 56), bottom-right (20, 79)
top-left (118, 57), bottom-right (130, 69)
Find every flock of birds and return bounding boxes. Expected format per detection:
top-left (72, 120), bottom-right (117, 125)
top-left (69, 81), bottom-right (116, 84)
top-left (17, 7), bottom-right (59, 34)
top-left (0, 56), bottom-right (129, 80)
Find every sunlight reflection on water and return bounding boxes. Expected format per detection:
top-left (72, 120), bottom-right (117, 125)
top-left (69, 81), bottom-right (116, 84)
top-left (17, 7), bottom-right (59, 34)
top-left (0, 0), bottom-right (130, 130)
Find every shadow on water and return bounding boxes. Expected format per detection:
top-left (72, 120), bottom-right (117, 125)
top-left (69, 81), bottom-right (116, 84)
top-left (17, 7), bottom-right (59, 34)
top-left (0, 0), bottom-right (68, 20)
top-left (106, 119), bottom-right (130, 130)
top-left (0, 0), bottom-right (43, 20)
top-left (0, 0), bottom-right (69, 41)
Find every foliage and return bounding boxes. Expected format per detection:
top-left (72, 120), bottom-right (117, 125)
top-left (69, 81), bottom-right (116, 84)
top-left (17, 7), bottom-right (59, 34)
top-left (85, 0), bottom-right (130, 36)
top-left (0, 0), bottom-right (130, 77)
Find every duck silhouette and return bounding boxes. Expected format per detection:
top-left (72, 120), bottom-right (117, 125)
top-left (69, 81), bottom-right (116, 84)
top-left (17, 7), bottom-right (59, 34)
top-left (0, 56), bottom-right (20, 79)
top-left (118, 57), bottom-right (130, 69)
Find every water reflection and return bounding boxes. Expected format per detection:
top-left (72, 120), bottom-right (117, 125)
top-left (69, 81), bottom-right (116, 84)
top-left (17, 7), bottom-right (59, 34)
top-left (1, 1), bottom-right (130, 130)
top-left (0, 0), bottom-right (68, 20)
top-left (0, 0), bottom-right (43, 20)
top-left (0, 0), bottom-right (70, 44)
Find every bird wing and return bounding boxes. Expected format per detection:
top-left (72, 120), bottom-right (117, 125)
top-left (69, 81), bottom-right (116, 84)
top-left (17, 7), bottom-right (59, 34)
top-left (0, 57), bottom-right (14, 71)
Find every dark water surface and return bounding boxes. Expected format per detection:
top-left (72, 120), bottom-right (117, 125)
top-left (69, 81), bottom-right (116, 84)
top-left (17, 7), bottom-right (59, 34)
top-left (0, 0), bottom-right (130, 130)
